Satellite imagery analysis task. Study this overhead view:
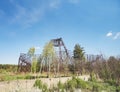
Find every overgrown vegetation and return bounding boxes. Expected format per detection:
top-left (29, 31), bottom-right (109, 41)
top-left (0, 64), bottom-right (17, 73)
top-left (34, 79), bottom-right (48, 92)
top-left (1, 41), bottom-right (120, 91)
top-left (33, 76), bottom-right (120, 92)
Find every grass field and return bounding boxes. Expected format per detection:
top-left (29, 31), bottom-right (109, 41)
top-left (0, 70), bottom-right (120, 92)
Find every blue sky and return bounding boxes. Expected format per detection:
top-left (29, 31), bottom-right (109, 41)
top-left (0, 0), bottom-right (120, 64)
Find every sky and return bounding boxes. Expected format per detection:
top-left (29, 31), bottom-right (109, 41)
top-left (0, 0), bottom-right (120, 64)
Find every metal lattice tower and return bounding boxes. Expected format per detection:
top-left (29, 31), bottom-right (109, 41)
top-left (18, 38), bottom-right (70, 72)
top-left (51, 38), bottom-right (69, 62)
top-left (18, 53), bottom-right (31, 72)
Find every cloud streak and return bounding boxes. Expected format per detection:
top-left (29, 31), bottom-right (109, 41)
top-left (113, 32), bottom-right (120, 40)
top-left (106, 31), bottom-right (120, 40)
top-left (1, 0), bottom-right (80, 28)
top-left (106, 32), bottom-right (112, 37)
top-left (10, 3), bottom-right (45, 28)
top-left (9, 0), bottom-right (63, 28)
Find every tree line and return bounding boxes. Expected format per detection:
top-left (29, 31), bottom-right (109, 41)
top-left (28, 41), bottom-right (120, 84)
top-left (0, 64), bottom-right (17, 72)
top-left (1, 41), bottom-right (120, 85)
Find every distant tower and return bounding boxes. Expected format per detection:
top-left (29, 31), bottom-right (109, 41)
top-left (17, 38), bottom-right (70, 72)
top-left (18, 53), bottom-right (31, 72)
top-left (51, 38), bottom-right (69, 62)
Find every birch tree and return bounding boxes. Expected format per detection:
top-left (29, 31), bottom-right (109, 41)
top-left (42, 42), bottom-right (55, 77)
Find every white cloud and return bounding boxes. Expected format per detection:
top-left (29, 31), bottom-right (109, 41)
top-left (113, 32), bottom-right (120, 40)
top-left (10, 3), bottom-right (45, 28)
top-left (106, 31), bottom-right (120, 40)
top-left (10, 1), bottom-right (60, 28)
top-left (106, 32), bottom-right (113, 37)
top-left (9, 0), bottom-right (79, 28)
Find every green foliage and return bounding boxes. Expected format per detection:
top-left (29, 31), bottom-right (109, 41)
top-left (86, 81), bottom-right (118, 92)
top-left (89, 72), bottom-right (97, 82)
top-left (42, 83), bottom-right (48, 92)
top-left (66, 79), bottom-right (77, 91)
top-left (116, 86), bottom-right (120, 91)
top-left (36, 56), bottom-right (42, 72)
top-left (73, 44), bottom-right (85, 75)
top-left (65, 76), bottom-right (88, 91)
top-left (31, 56), bottom-right (37, 73)
top-left (34, 79), bottom-right (48, 92)
top-left (27, 47), bottom-right (35, 57)
top-left (92, 84), bottom-right (99, 92)
top-left (42, 42), bottom-right (55, 57)
top-left (57, 81), bottom-right (65, 89)
top-left (42, 41), bottom-right (56, 77)
top-left (73, 44), bottom-right (85, 60)
top-left (76, 78), bottom-right (87, 89)
top-left (0, 64), bottom-right (17, 73)
top-left (91, 82), bottom-right (105, 92)
top-left (0, 74), bottom-right (29, 81)
top-left (25, 74), bottom-right (34, 79)
top-left (34, 79), bottom-right (43, 89)
top-left (33, 77), bottom-right (118, 92)
top-left (96, 56), bottom-right (120, 83)
top-left (106, 79), bottom-right (116, 86)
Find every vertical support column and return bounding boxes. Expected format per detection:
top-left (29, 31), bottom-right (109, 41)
top-left (17, 57), bottom-right (20, 72)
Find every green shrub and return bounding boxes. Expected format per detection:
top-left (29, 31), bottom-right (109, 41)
top-left (42, 83), bottom-right (48, 92)
top-left (91, 82), bottom-right (107, 92)
top-left (106, 79), bottom-right (116, 86)
top-left (16, 75), bottom-right (24, 79)
top-left (34, 79), bottom-right (48, 92)
top-left (65, 77), bottom-right (88, 91)
top-left (89, 72), bottom-right (97, 82)
top-left (92, 83), bottom-right (100, 92)
top-left (76, 78), bottom-right (87, 89)
top-left (25, 75), bottom-right (36, 79)
top-left (34, 79), bottom-right (43, 89)
top-left (66, 79), bottom-right (77, 90)
top-left (57, 81), bottom-right (65, 89)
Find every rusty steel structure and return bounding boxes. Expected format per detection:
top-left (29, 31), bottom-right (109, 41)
top-left (18, 53), bottom-right (31, 72)
top-left (50, 38), bottom-right (70, 73)
top-left (51, 38), bottom-right (69, 62)
top-left (18, 38), bottom-right (70, 72)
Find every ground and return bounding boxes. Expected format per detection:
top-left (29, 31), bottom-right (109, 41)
top-left (0, 75), bottom-right (90, 92)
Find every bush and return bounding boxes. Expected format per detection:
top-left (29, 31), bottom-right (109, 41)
top-left (65, 76), bottom-right (88, 91)
top-left (76, 78), bottom-right (87, 89)
top-left (16, 75), bottom-right (24, 79)
top-left (66, 79), bottom-right (77, 91)
top-left (106, 79), bottom-right (116, 86)
top-left (34, 79), bottom-right (43, 89)
top-left (92, 83), bottom-right (100, 92)
top-left (25, 75), bottom-right (36, 79)
top-left (89, 72), bottom-right (97, 82)
top-left (42, 83), bottom-right (48, 92)
top-left (34, 79), bottom-right (48, 92)
top-left (57, 81), bottom-right (65, 90)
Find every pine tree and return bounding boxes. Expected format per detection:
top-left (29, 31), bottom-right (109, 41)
top-left (73, 44), bottom-right (85, 60)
